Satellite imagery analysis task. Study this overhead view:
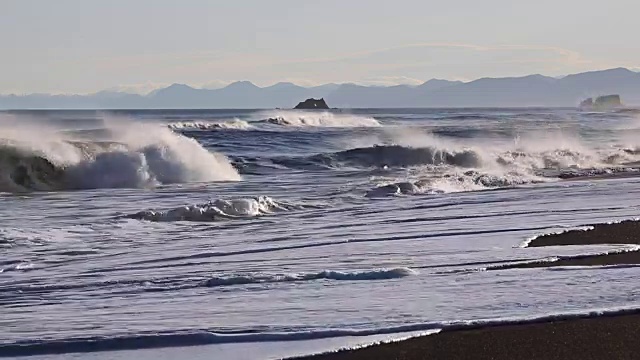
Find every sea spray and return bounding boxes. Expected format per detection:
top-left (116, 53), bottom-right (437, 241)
top-left (0, 117), bottom-right (240, 192)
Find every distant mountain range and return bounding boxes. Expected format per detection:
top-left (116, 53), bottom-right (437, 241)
top-left (3, 68), bottom-right (640, 109)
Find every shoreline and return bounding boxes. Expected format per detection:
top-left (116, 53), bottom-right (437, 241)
top-left (294, 310), bottom-right (640, 360)
top-left (295, 219), bottom-right (640, 360)
top-left (495, 219), bottom-right (640, 269)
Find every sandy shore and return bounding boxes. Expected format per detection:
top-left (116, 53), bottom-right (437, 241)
top-left (295, 311), bottom-right (640, 360)
top-left (494, 220), bottom-right (640, 269)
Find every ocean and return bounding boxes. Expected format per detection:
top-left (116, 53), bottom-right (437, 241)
top-left (2, 108), bottom-right (640, 359)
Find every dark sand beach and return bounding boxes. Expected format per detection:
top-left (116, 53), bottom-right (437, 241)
top-left (527, 220), bottom-right (640, 247)
top-left (296, 311), bottom-right (640, 360)
top-left (498, 219), bottom-right (640, 269)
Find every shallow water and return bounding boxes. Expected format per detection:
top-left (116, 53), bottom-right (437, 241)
top-left (2, 108), bottom-right (640, 358)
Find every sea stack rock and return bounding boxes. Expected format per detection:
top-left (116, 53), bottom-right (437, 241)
top-left (579, 94), bottom-right (622, 110)
top-left (294, 98), bottom-right (330, 110)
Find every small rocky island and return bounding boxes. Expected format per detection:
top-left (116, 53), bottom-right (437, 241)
top-left (579, 94), bottom-right (623, 110)
top-left (294, 98), bottom-right (330, 110)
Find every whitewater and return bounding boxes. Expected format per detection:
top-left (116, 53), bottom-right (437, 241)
top-left (3, 108), bottom-right (640, 359)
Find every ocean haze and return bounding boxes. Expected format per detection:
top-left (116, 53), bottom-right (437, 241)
top-left (2, 68), bottom-right (640, 109)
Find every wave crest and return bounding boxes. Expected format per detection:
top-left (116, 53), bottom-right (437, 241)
top-left (260, 111), bottom-right (380, 128)
top-left (126, 196), bottom-right (308, 222)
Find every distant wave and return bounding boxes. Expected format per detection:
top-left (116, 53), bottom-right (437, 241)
top-left (258, 111), bottom-right (380, 128)
top-left (0, 123), bottom-right (240, 192)
top-left (5, 307), bottom-right (640, 357)
top-left (126, 196), bottom-right (313, 222)
top-left (365, 171), bottom-right (545, 197)
top-left (273, 145), bottom-right (482, 170)
top-left (270, 143), bottom-right (640, 179)
top-left (168, 119), bottom-right (252, 131)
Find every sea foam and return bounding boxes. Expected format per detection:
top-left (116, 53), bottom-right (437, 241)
top-left (259, 111), bottom-right (380, 128)
top-left (126, 196), bottom-right (309, 222)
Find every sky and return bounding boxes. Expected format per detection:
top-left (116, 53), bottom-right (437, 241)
top-left (2, 0), bottom-right (639, 94)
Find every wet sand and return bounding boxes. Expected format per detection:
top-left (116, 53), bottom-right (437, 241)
top-left (296, 311), bottom-right (640, 360)
top-left (496, 220), bottom-right (640, 269)
top-left (527, 220), bottom-right (640, 247)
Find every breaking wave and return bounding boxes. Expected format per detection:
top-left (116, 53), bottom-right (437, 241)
top-left (277, 143), bottom-right (640, 172)
top-left (0, 122), bottom-right (240, 192)
top-left (167, 119), bottom-right (252, 131)
top-left (258, 111), bottom-right (380, 128)
top-left (126, 196), bottom-right (311, 222)
top-left (365, 171), bottom-right (545, 197)
top-left (272, 145), bottom-right (482, 170)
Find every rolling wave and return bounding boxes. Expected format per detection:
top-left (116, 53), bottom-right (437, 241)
top-left (126, 196), bottom-right (313, 222)
top-left (0, 123), bottom-right (240, 192)
top-left (255, 140), bottom-right (640, 196)
top-left (268, 142), bottom-right (640, 178)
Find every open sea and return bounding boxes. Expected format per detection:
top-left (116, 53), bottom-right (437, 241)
top-left (2, 108), bottom-right (640, 359)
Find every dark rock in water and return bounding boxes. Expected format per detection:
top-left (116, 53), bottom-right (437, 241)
top-left (294, 98), bottom-right (330, 110)
top-left (579, 94), bottom-right (622, 110)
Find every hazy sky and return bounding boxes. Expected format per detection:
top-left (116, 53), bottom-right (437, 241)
top-left (2, 0), bottom-right (638, 94)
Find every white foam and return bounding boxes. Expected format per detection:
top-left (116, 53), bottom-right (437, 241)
top-left (260, 111), bottom-right (380, 128)
top-left (366, 169), bottom-right (547, 198)
top-left (128, 196), bottom-right (304, 222)
top-left (341, 126), bottom-right (640, 193)
top-left (168, 119), bottom-right (252, 131)
top-left (0, 262), bottom-right (34, 273)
